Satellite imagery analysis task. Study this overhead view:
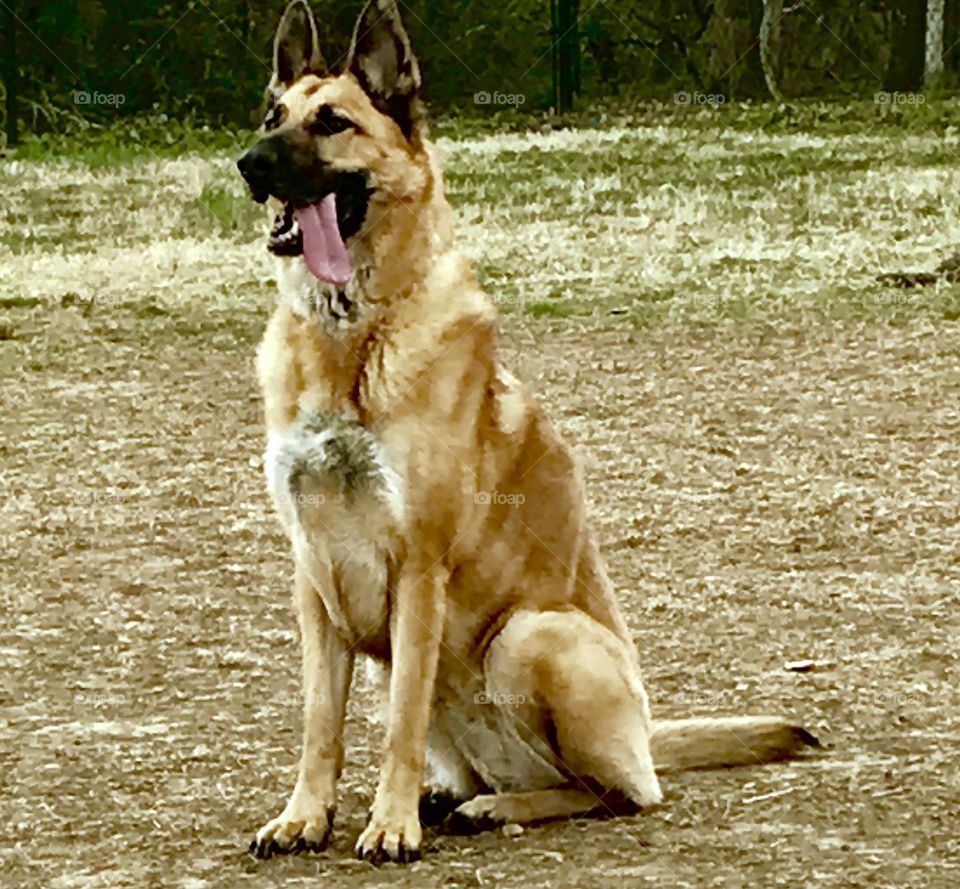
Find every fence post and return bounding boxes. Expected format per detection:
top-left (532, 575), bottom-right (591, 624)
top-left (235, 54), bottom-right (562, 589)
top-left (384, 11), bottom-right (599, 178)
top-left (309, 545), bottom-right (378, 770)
top-left (3, 0), bottom-right (18, 145)
top-left (926, 0), bottom-right (945, 85)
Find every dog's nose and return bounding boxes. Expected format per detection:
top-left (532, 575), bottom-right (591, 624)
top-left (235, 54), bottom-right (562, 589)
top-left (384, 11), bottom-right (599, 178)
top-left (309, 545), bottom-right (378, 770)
top-left (237, 139), bottom-right (281, 199)
top-left (237, 140), bottom-right (275, 178)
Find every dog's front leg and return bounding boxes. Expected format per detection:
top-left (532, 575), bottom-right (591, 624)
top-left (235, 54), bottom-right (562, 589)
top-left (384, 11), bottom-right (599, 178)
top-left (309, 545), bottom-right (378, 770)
top-left (252, 566), bottom-right (354, 858)
top-left (356, 563), bottom-right (446, 863)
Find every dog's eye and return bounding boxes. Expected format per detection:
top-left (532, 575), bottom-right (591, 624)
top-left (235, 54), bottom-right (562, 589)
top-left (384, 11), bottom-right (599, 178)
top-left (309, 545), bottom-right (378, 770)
top-left (309, 106), bottom-right (357, 137)
top-left (263, 103), bottom-right (287, 131)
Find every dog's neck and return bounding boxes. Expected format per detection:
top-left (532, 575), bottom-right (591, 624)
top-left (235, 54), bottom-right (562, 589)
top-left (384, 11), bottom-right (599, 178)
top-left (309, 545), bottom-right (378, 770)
top-left (276, 153), bottom-right (455, 342)
top-left (276, 249), bottom-right (375, 336)
top-left (275, 236), bottom-right (418, 342)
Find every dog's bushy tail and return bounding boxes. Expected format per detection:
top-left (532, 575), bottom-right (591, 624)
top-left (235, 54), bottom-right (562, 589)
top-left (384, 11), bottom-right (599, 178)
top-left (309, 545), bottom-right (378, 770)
top-left (650, 716), bottom-right (820, 772)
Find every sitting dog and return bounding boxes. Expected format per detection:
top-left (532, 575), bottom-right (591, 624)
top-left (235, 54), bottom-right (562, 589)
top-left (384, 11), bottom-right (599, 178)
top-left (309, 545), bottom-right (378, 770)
top-left (237, 0), bottom-right (817, 864)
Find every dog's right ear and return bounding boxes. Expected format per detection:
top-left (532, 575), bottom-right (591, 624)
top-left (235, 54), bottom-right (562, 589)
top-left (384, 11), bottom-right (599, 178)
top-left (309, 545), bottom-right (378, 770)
top-left (273, 0), bottom-right (326, 86)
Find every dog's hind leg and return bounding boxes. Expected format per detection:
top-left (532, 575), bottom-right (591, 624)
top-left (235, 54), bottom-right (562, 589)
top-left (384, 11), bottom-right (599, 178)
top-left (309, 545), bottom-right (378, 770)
top-left (449, 787), bottom-right (632, 831)
top-left (451, 609), bottom-right (661, 831)
top-left (449, 609), bottom-right (818, 832)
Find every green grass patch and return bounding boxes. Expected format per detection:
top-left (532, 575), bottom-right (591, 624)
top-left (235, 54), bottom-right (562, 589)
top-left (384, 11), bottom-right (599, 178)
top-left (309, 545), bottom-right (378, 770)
top-left (5, 98), bottom-right (960, 357)
top-left (525, 300), bottom-right (581, 319)
top-left (177, 180), bottom-right (264, 239)
top-left (0, 295), bottom-right (44, 309)
top-left (9, 115), bottom-right (253, 167)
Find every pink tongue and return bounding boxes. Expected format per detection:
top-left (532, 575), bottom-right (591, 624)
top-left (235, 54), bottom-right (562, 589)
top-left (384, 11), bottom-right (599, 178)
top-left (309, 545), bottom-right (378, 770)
top-left (295, 194), bottom-right (352, 286)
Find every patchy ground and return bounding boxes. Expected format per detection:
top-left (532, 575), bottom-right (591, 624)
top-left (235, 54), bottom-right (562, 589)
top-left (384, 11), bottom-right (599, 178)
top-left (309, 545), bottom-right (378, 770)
top-left (2, 115), bottom-right (960, 887)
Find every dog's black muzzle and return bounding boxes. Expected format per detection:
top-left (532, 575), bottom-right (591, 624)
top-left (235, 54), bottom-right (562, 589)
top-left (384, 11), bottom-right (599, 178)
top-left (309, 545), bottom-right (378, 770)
top-left (236, 134), bottom-right (375, 254)
top-left (237, 134), bottom-right (342, 205)
top-left (237, 135), bottom-right (307, 205)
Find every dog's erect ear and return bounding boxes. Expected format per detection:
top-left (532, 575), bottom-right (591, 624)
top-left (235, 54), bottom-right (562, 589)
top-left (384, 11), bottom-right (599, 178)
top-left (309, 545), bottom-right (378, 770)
top-left (273, 0), bottom-right (326, 85)
top-left (346, 0), bottom-right (422, 138)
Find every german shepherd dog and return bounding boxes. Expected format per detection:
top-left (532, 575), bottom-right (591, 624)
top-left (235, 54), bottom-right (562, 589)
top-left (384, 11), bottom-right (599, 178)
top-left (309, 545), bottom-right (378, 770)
top-left (237, 0), bottom-right (817, 864)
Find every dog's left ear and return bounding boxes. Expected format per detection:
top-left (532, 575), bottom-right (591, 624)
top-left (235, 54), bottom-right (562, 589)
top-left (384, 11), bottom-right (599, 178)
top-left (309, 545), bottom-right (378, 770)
top-left (346, 0), bottom-right (423, 139)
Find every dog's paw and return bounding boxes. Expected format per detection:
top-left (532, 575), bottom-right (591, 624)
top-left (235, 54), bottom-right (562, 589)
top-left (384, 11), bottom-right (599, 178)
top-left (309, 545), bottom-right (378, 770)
top-left (249, 800), bottom-right (334, 859)
top-left (355, 802), bottom-right (422, 864)
top-left (445, 795), bottom-right (501, 834)
top-left (419, 790), bottom-right (465, 826)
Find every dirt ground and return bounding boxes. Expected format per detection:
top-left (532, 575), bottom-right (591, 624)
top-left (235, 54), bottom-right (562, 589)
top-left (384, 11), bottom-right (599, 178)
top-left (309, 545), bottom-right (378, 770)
top-left (2, 313), bottom-right (958, 888)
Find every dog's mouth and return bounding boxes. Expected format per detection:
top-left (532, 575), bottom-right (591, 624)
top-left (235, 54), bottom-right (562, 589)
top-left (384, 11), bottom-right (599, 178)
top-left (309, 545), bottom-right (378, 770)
top-left (268, 203), bottom-right (304, 256)
top-left (265, 173), bottom-right (372, 287)
top-left (268, 194), bottom-right (350, 285)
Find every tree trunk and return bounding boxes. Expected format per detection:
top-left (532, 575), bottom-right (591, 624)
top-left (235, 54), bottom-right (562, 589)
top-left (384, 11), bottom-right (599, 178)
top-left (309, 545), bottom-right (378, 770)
top-left (709, 0), bottom-right (767, 99)
top-left (885, 0), bottom-right (928, 92)
top-left (2, 0), bottom-right (17, 146)
top-left (925, 0), bottom-right (945, 84)
top-left (555, 0), bottom-right (578, 112)
top-left (760, 0), bottom-right (784, 101)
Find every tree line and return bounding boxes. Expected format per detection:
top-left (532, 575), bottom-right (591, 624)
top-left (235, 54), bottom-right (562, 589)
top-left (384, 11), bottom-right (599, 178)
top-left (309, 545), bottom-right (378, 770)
top-left (1, 0), bottom-right (957, 143)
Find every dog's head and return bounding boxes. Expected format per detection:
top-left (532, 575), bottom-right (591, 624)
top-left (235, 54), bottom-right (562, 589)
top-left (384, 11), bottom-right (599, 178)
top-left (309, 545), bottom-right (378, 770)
top-left (237, 0), bottom-right (427, 286)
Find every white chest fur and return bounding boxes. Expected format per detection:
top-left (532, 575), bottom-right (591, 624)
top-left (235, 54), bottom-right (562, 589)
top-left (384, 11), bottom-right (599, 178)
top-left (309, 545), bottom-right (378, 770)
top-left (276, 257), bottom-right (371, 333)
top-left (264, 411), bottom-right (404, 647)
